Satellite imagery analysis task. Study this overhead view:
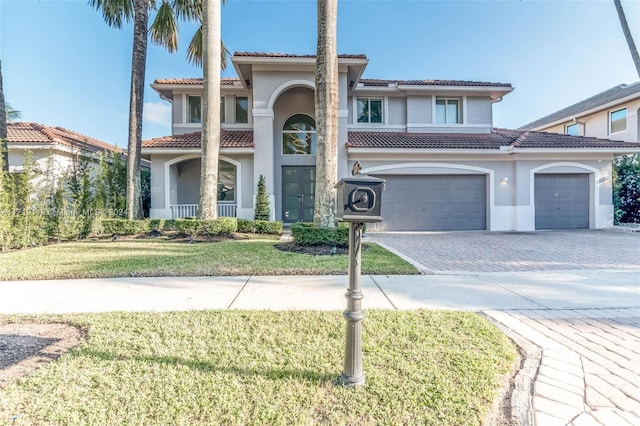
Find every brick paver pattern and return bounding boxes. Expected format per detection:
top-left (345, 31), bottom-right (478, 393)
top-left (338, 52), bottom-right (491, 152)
top-left (490, 308), bottom-right (640, 426)
top-left (368, 230), bottom-right (640, 273)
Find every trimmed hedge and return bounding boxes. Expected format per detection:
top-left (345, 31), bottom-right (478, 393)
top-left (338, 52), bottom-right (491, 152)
top-left (101, 218), bottom-right (236, 236)
top-left (291, 222), bottom-right (349, 246)
top-left (174, 217), bottom-right (238, 236)
top-left (101, 219), bottom-right (154, 235)
top-left (237, 219), bottom-right (283, 235)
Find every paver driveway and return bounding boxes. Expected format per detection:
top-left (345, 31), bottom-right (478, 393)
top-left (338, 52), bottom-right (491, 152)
top-left (369, 229), bottom-right (640, 425)
top-left (367, 229), bottom-right (640, 274)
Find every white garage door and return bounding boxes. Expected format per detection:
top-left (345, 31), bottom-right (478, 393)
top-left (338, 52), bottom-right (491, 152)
top-left (535, 174), bottom-right (589, 230)
top-left (370, 175), bottom-right (487, 231)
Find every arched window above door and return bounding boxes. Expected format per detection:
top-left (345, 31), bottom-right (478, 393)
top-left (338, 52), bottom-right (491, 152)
top-left (282, 114), bottom-right (316, 155)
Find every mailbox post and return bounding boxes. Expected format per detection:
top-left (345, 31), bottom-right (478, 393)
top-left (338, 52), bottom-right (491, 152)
top-left (335, 174), bottom-right (384, 387)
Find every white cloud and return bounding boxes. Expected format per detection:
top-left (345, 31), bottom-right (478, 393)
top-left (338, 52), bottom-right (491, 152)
top-left (143, 102), bottom-right (171, 125)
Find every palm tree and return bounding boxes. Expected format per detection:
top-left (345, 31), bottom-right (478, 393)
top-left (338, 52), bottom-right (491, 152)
top-left (197, 0), bottom-right (221, 220)
top-left (89, 0), bottom-right (200, 219)
top-left (0, 60), bottom-right (8, 173)
top-left (614, 0), bottom-right (640, 78)
top-left (313, 0), bottom-right (339, 228)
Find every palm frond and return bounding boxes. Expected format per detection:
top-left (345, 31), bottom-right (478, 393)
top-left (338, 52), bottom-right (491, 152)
top-left (5, 103), bottom-right (22, 122)
top-left (88, 0), bottom-right (135, 28)
top-left (172, 0), bottom-right (200, 21)
top-left (186, 26), bottom-right (228, 70)
top-left (186, 26), bottom-right (203, 67)
top-left (150, 1), bottom-right (179, 53)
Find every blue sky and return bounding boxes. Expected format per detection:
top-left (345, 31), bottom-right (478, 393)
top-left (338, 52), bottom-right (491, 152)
top-left (1, 0), bottom-right (639, 148)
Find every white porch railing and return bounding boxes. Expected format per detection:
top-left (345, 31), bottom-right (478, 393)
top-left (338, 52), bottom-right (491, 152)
top-left (170, 203), bottom-right (237, 219)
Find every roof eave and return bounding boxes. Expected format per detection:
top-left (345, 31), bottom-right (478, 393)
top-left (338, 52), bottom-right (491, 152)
top-left (141, 147), bottom-right (254, 155)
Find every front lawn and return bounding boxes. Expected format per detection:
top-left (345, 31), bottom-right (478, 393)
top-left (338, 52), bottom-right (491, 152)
top-left (0, 238), bottom-right (417, 280)
top-left (0, 310), bottom-right (516, 425)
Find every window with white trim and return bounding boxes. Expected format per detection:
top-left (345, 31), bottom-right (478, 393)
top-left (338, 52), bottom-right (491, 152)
top-left (235, 96), bottom-right (249, 123)
top-left (188, 95), bottom-right (226, 123)
top-left (357, 98), bottom-right (383, 123)
top-left (188, 95), bottom-right (201, 123)
top-left (609, 107), bottom-right (627, 134)
top-left (565, 122), bottom-right (579, 136)
top-left (282, 114), bottom-right (316, 155)
top-left (435, 98), bottom-right (461, 124)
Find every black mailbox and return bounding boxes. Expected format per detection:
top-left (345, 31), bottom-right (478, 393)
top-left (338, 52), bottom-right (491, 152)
top-left (335, 174), bottom-right (385, 222)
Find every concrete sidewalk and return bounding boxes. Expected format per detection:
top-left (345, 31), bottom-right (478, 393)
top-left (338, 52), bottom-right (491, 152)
top-left (1, 270), bottom-right (638, 314)
top-left (1, 271), bottom-right (639, 426)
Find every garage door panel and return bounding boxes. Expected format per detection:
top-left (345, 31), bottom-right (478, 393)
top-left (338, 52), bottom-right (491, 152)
top-left (535, 174), bottom-right (589, 230)
top-left (373, 175), bottom-right (486, 231)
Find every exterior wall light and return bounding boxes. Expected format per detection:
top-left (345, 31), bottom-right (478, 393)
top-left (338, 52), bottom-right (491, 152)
top-left (501, 177), bottom-right (509, 183)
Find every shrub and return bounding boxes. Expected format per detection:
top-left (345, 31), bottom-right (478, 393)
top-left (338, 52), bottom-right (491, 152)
top-left (175, 217), bottom-right (238, 236)
top-left (238, 219), bottom-right (283, 235)
top-left (291, 222), bottom-right (349, 246)
top-left (254, 175), bottom-right (270, 220)
top-left (101, 219), bottom-right (152, 235)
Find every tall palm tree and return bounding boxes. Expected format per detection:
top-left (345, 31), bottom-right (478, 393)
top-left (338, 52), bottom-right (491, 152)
top-left (614, 0), bottom-right (640, 78)
top-left (197, 0), bottom-right (221, 220)
top-left (89, 0), bottom-right (200, 219)
top-left (0, 60), bottom-right (8, 173)
top-left (313, 0), bottom-right (339, 228)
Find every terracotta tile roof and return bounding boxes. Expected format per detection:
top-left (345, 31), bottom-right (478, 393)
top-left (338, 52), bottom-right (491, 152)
top-left (153, 77), bottom-right (238, 85)
top-left (142, 130), bottom-right (254, 149)
top-left (519, 82), bottom-right (640, 130)
top-left (7, 122), bottom-right (124, 154)
top-left (233, 52), bottom-right (367, 59)
top-left (360, 79), bottom-right (512, 88)
top-left (347, 129), bottom-right (639, 150)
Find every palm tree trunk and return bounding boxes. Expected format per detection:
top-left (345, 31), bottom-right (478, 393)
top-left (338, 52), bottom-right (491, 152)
top-left (198, 0), bottom-right (221, 220)
top-left (126, 0), bottom-right (148, 220)
top-left (314, 0), bottom-right (339, 228)
top-left (0, 60), bottom-right (8, 172)
top-left (614, 0), bottom-right (640, 78)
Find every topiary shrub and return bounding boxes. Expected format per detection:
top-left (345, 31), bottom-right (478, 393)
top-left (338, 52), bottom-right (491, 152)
top-left (238, 219), bottom-right (283, 234)
top-left (254, 175), bottom-right (271, 221)
top-left (290, 222), bottom-right (349, 246)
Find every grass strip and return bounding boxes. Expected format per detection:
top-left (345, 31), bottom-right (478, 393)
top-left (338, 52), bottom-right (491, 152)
top-left (0, 310), bottom-right (516, 425)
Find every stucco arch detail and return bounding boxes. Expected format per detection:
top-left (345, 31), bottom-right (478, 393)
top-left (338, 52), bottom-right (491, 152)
top-left (266, 79), bottom-right (315, 113)
top-left (164, 154), bottom-right (242, 209)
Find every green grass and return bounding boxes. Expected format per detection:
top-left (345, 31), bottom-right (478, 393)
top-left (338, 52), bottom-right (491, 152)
top-left (0, 239), bottom-right (417, 280)
top-left (0, 310), bottom-right (516, 425)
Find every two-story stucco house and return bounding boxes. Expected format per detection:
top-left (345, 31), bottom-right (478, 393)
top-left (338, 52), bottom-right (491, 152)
top-left (142, 52), bottom-right (640, 232)
top-left (518, 82), bottom-right (640, 143)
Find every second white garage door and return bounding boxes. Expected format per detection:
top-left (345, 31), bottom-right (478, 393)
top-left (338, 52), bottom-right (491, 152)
top-left (370, 175), bottom-right (487, 231)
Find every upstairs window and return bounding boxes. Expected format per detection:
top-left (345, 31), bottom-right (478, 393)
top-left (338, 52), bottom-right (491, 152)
top-left (565, 122), bottom-right (579, 136)
top-left (282, 114), bottom-right (316, 155)
top-left (609, 107), bottom-right (627, 134)
top-left (235, 96), bottom-right (249, 123)
top-left (436, 98), bottom-right (461, 124)
top-left (188, 95), bottom-right (201, 123)
top-left (357, 98), bottom-right (383, 123)
top-left (189, 96), bottom-right (226, 123)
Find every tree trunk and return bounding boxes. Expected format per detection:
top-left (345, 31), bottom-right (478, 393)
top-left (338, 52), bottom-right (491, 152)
top-left (614, 0), bottom-right (640, 78)
top-left (314, 0), bottom-right (339, 228)
top-left (0, 60), bottom-right (8, 173)
top-left (125, 0), bottom-right (148, 220)
top-left (198, 0), bottom-right (221, 220)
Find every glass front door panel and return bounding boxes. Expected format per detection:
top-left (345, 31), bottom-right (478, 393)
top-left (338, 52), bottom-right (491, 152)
top-left (282, 166), bottom-right (315, 223)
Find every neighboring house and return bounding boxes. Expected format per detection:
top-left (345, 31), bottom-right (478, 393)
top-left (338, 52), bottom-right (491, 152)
top-left (142, 52), bottom-right (640, 231)
top-left (519, 82), bottom-right (640, 143)
top-left (6, 122), bottom-right (145, 178)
